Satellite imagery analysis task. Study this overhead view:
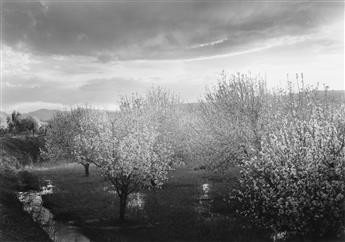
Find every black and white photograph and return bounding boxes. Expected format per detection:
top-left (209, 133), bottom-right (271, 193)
top-left (0, 0), bottom-right (344, 241)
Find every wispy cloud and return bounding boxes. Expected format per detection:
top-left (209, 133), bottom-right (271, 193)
top-left (130, 34), bottom-right (311, 63)
top-left (2, 46), bottom-right (36, 75)
top-left (189, 37), bottom-right (228, 49)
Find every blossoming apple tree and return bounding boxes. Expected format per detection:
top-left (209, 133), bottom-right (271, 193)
top-left (233, 105), bottom-right (345, 238)
top-left (72, 90), bottom-right (180, 221)
top-left (42, 107), bottom-right (99, 176)
top-left (197, 72), bottom-right (267, 170)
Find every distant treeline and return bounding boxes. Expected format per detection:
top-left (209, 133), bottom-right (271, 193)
top-left (0, 111), bottom-right (47, 136)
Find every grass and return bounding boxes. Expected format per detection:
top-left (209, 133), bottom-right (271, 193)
top-left (2, 160), bottom-right (342, 242)
top-left (31, 163), bottom-right (345, 242)
top-left (33, 163), bottom-right (114, 223)
top-left (32, 163), bottom-right (266, 242)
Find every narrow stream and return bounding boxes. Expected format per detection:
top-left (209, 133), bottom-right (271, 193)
top-left (17, 180), bottom-right (90, 242)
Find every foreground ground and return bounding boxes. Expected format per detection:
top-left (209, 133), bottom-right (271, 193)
top-left (30, 164), bottom-right (345, 242)
top-left (0, 136), bottom-right (51, 241)
top-left (1, 136), bottom-right (344, 241)
top-left (0, 171), bottom-right (51, 242)
top-left (32, 164), bottom-right (268, 242)
top-left (1, 160), bottom-right (343, 242)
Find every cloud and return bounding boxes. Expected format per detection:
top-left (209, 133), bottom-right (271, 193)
top-left (2, 1), bottom-right (343, 113)
top-left (97, 54), bottom-right (117, 63)
top-left (3, 75), bottom-right (74, 106)
top-left (189, 37), bottom-right (228, 49)
top-left (2, 46), bottom-right (35, 75)
top-left (79, 77), bottom-right (151, 96)
top-left (3, 1), bottom-right (343, 60)
top-left (2, 75), bottom-right (152, 109)
top-left (140, 34), bottom-right (311, 63)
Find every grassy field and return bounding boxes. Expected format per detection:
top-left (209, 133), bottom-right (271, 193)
top-left (1, 160), bottom-right (343, 242)
top-left (30, 163), bottom-right (345, 242)
top-left (31, 163), bottom-right (270, 242)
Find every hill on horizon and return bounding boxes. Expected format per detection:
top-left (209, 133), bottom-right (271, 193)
top-left (23, 109), bottom-right (60, 122)
top-left (1, 89), bottom-right (343, 122)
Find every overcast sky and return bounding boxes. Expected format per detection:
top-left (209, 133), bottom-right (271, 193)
top-left (1, 0), bottom-right (344, 112)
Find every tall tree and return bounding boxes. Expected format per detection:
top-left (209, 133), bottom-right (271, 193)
top-left (7, 111), bottom-right (21, 135)
top-left (0, 114), bottom-right (8, 133)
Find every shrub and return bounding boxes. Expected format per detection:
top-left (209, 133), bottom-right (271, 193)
top-left (232, 105), bottom-right (345, 239)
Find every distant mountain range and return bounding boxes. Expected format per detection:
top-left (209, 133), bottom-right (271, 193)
top-left (23, 109), bottom-right (60, 121)
top-left (1, 90), bottom-right (344, 122)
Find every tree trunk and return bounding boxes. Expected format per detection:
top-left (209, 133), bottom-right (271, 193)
top-left (119, 193), bottom-right (128, 222)
top-left (83, 163), bottom-right (90, 177)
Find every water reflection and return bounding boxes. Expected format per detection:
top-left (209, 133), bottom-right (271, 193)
top-left (202, 183), bottom-right (210, 197)
top-left (197, 183), bottom-right (213, 217)
top-left (127, 192), bottom-right (145, 210)
top-left (17, 185), bottom-right (90, 242)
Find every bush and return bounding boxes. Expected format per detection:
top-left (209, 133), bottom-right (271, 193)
top-left (232, 105), bottom-right (345, 239)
